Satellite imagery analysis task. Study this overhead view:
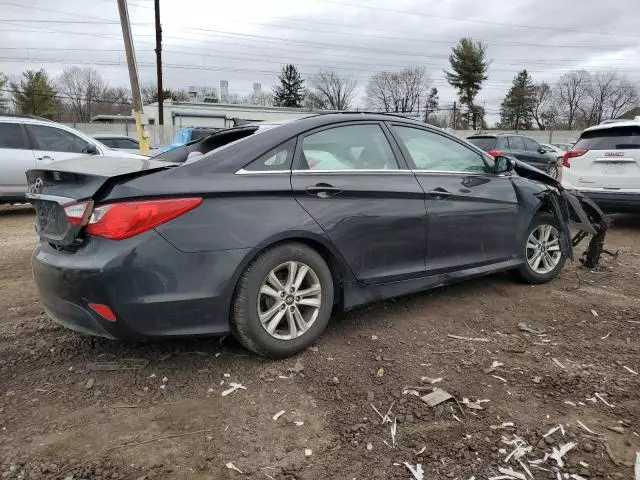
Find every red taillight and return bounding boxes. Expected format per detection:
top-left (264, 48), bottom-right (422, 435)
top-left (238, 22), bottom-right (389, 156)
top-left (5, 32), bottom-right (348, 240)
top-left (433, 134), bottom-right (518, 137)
top-left (562, 149), bottom-right (588, 168)
top-left (88, 303), bottom-right (116, 322)
top-left (487, 149), bottom-right (502, 158)
top-left (64, 200), bottom-right (93, 226)
top-left (85, 197), bottom-right (202, 240)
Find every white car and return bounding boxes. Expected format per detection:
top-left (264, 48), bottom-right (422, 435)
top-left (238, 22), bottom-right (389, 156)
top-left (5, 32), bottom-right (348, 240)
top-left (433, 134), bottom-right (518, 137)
top-left (540, 143), bottom-right (565, 160)
top-left (0, 115), bottom-right (147, 203)
top-left (92, 134), bottom-right (161, 156)
top-left (561, 116), bottom-right (640, 212)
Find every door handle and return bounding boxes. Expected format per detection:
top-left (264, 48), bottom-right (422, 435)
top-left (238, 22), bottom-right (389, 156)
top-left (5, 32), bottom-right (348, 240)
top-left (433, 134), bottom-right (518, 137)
top-left (427, 188), bottom-right (452, 199)
top-left (305, 183), bottom-right (342, 198)
top-left (36, 155), bottom-right (55, 162)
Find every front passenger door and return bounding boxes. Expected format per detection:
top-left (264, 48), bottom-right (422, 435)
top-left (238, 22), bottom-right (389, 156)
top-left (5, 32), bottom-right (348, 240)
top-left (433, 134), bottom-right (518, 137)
top-left (522, 136), bottom-right (550, 171)
top-left (291, 122), bottom-right (427, 284)
top-left (390, 124), bottom-right (519, 273)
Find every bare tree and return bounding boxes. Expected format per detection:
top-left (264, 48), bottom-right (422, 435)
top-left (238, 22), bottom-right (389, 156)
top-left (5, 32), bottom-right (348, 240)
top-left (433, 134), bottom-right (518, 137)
top-left (308, 71), bottom-right (357, 110)
top-left (607, 77), bottom-right (638, 119)
top-left (57, 66), bottom-right (109, 122)
top-left (530, 82), bottom-right (552, 130)
top-left (366, 67), bottom-right (429, 113)
top-left (556, 70), bottom-right (591, 130)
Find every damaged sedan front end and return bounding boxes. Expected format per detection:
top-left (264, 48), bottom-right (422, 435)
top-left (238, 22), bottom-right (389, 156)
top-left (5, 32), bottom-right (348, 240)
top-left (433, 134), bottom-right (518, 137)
top-left (511, 158), bottom-right (609, 269)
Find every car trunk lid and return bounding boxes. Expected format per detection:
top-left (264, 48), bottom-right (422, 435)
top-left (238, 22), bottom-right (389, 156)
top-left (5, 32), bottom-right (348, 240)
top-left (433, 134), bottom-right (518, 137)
top-left (26, 156), bottom-right (174, 247)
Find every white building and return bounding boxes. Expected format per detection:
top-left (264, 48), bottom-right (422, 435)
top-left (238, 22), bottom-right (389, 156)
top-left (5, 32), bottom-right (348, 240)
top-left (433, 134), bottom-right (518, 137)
top-left (143, 100), bottom-right (316, 128)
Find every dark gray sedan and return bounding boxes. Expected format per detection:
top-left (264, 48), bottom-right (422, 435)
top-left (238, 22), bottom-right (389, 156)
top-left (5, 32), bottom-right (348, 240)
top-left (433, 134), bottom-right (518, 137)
top-left (27, 114), bottom-right (606, 357)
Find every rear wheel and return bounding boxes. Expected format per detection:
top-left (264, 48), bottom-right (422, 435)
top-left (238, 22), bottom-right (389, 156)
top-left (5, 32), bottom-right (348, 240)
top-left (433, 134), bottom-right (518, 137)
top-left (546, 162), bottom-right (559, 180)
top-left (231, 243), bottom-right (334, 358)
top-left (516, 213), bottom-right (566, 284)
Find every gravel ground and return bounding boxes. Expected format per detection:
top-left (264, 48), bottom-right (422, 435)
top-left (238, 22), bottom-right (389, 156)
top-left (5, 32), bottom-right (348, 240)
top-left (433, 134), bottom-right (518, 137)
top-left (0, 204), bottom-right (638, 480)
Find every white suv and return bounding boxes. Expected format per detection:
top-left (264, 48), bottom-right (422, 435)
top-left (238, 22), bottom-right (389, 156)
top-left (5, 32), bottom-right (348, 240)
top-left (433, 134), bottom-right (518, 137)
top-left (0, 115), bottom-right (147, 203)
top-left (561, 117), bottom-right (640, 212)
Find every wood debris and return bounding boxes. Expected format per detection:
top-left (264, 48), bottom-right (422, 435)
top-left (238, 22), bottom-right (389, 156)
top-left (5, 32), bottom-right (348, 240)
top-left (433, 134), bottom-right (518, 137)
top-left (414, 446), bottom-right (426, 455)
top-left (623, 366), bottom-right (638, 375)
top-left (272, 410), bottom-right (285, 421)
top-left (221, 383), bottom-right (246, 397)
top-left (551, 358), bottom-right (566, 370)
top-left (549, 442), bottom-right (576, 467)
top-left (498, 467), bottom-right (526, 480)
top-left (225, 462), bottom-right (243, 473)
top-left (492, 375), bottom-right (507, 383)
top-left (87, 359), bottom-right (149, 371)
top-left (420, 376), bottom-right (443, 384)
top-left (601, 332), bottom-right (611, 339)
top-left (403, 462), bottom-right (424, 480)
top-left (420, 389), bottom-right (453, 407)
top-left (595, 392), bottom-right (614, 407)
top-left (590, 309), bottom-right (598, 317)
top-left (447, 334), bottom-right (489, 342)
top-left (576, 420), bottom-right (600, 435)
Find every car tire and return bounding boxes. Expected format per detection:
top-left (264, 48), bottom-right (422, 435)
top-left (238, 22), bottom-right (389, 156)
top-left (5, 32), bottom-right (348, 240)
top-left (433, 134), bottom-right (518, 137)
top-left (231, 242), bottom-right (334, 358)
top-left (546, 162), bottom-right (559, 180)
top-left (516, 213), bottom-right (566, 284)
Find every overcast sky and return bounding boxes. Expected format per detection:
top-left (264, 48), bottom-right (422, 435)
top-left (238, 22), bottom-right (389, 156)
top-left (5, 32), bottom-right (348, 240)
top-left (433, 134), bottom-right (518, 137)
top-left (1, 0), bottom-right (639, 123)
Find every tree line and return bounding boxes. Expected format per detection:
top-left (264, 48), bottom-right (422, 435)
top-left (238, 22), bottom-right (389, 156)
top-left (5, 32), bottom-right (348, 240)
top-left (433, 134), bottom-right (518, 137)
top-left (1, 35), bottom-right (637, 129)
top-left (498, 69), bottom-right (638, 131)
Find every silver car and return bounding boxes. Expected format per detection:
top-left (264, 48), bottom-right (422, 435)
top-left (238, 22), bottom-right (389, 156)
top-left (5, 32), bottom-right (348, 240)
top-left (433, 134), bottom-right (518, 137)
top-left (0, 115), bottom-right (147, 203)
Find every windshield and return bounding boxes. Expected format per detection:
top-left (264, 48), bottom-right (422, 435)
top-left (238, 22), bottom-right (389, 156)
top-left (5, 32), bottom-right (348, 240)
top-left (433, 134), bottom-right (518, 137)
top-left (467, 136), bottom-right (496, 151)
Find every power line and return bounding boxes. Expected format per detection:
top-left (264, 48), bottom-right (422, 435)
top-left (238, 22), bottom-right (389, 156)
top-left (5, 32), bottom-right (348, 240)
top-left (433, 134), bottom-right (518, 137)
top-left (0, 1), bottom-right (118, 23)
top-left (0, 87), bottom-right (132, 106)
top-left (307, 0), bottom-right (640, 39)
top-left (0, 19), bottom-right (152, 25)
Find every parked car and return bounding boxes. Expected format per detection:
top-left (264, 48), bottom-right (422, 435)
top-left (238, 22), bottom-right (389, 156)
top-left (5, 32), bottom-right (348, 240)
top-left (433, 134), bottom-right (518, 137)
top-left (540, 143), bottom-right (566, 159)
top-left (92, 134), bottom-right (160, 156)
top-left (552, 143), bottom-right (572, 151)
top-left (0, 115), bottom-right (148, 203)
top-left (562, 117), bottom-right (640, 212)
top-left (27, 113), bottom-right (606, 357)
top-left (159, 127), bottom-right (223, 152)
top-left (467, 133), bottom-right (559, 179)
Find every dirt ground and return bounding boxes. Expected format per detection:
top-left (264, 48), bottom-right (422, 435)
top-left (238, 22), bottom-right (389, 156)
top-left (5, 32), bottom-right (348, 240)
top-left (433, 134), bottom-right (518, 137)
top-left (0, 204), bottom-right (638, 480)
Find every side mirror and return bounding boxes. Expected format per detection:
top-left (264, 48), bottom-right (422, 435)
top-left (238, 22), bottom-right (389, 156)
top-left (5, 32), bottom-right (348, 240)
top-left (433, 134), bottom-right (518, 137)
top-left (494, 155), bottom-right (515, 174)
top-left (83, 144), bottom-right (98, 155)
top-left (537, 147), bottom-right (547, 154)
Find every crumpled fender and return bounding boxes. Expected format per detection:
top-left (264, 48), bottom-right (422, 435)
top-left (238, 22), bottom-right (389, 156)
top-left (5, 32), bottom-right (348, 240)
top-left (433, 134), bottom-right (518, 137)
top-left (511, 158), bottom-right (608, 268)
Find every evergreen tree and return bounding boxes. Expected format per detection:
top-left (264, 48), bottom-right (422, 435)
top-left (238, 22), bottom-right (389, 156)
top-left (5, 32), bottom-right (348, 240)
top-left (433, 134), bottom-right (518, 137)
top-left (11, 69), bottom-right (56, 118)
top-left (423, 87), bottom-right (439, 122)
top-left (499, 70), bottom-right (536, 130)
top-left (273, 64), bottom-right (305, 108)
top-left (444, 38), bottom-right (490, 129)
top-left (0, 73), bottom-right (7, 112)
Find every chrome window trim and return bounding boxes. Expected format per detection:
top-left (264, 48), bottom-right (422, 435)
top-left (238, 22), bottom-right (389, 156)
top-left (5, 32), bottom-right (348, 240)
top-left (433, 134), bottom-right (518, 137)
top-left (25, 193), bottom-right (76, 205)
top-left (235, 169), bottom-right (290, 175)
top-left (411, 169), bottom-right (493, 176)
top-left (292, 169), bottom-right (412, 175)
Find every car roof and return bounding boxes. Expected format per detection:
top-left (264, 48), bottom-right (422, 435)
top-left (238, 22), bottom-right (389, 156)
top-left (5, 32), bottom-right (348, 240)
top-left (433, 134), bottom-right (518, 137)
top-left (583, 117), bottom-right (640, 133)
top-left (0, 114), bottom-right (57, 124)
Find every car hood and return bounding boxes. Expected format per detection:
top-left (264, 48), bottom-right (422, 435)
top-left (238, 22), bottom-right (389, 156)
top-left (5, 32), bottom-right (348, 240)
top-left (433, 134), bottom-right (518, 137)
top-left (513, 159), bottom-right (561, 189)
top-left (103, 148), bottom-right (149, 159)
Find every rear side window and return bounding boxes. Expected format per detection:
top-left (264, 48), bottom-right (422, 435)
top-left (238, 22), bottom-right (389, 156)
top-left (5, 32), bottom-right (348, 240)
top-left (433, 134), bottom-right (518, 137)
top-left (114, 138), bottom-right (139, 149)
top-left (466, 136), bottom-right (496, 151)
top-left (574, 126), bottom-right (640, 150)
top-left (99, 138), bottom-right (116, 148)
top-left (0, 123), bottom-right (26, 149)
top-left (508, 136), bottom-right (525, 150)
top-left (244, 139), bottom-right (295, 171)
top-left (298, 124), bottom-right (398, 170)
top-left (27, 125), bottom-right (91, 153)
top-left (522, 137), bottom-right (541, 151)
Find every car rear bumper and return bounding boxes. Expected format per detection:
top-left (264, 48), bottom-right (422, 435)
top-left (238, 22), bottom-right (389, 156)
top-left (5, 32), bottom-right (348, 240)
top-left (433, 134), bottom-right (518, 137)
top-left (32, 230), bottom-right (250, 340)
top-left (579, 191), bottom-right (640, 213)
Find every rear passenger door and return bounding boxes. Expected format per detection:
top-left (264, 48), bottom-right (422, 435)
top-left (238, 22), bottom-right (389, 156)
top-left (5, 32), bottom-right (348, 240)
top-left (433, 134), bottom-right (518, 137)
top-left (0, 122), bottom-right (35, 197)
top-left (521, 136), bottom-right (549, 170)
top-left (26, 124), bottom-right (95, 164)
top-left (291, 122), bottom-right (428, 284)
top-left (389, 124), bottom-right (519, 273)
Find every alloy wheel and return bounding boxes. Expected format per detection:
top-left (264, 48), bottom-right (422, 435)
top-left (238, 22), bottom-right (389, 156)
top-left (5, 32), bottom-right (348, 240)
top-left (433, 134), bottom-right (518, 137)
top-left (526, 224), bottom-right (562, 274)
top-left (257, 261), bottom-right (322, 340)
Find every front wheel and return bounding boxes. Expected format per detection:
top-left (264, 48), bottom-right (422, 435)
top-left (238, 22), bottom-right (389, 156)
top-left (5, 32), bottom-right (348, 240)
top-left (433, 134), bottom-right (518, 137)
top-left (231, 243), bottom-right (334, 358)
top-left (516, 213), bottom-right (566, 284)
top-left (546, 162), bottom-right (559, 180)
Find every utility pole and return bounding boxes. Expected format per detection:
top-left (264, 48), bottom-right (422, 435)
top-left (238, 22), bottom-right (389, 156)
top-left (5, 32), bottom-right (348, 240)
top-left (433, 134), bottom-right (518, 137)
top-left (154, 0), bottom-right (163, 125)
top-left (117, 0), bottom-right (150, 154)
top-left (452, 101), bottom-right (457, 130)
